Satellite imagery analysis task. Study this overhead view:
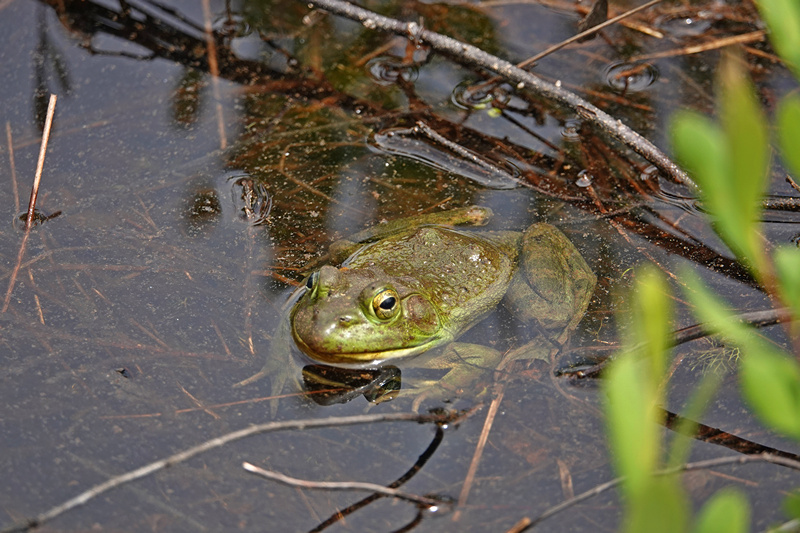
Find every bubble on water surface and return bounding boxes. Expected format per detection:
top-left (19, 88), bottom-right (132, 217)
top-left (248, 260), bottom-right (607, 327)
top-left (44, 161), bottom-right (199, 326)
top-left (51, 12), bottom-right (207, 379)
top-left (639, 165), bottom-right (660, 181)
top-left (656, 12), bottom-right (713, 36)
top-left (604, 62), bottom-right (659, 93)
top-left (575, 170), bottom-right (593, 188)
top-left (451, 80), bottom-right (508, 111)
top-left (561, 119), bottom-right (582, 142)
top-left (367, 57), bottom-right (419, 86)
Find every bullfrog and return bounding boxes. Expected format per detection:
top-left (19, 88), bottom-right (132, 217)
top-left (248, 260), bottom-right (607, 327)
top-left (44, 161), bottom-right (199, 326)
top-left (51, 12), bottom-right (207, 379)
top-left (289, 206), bottom-right (596, 397)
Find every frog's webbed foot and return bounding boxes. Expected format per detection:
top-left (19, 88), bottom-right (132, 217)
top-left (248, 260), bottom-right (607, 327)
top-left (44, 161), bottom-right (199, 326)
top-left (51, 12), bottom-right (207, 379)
top-left (499, 337), bottom-right (557, 367)
top-left (401, 343), bottom-right (503, 409)
top-left (232, 358), bottom-right (295, 417)
top-left (232, 314), bottom-right (298, 416)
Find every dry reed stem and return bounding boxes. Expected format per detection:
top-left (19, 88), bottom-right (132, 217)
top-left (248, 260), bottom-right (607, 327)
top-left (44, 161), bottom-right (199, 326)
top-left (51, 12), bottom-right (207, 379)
top-left (631, 30), bottom-right (766, 62)
top-left (6, 122), bottom-right (19, 213)
top-left (201, 0), bottom-right (227, 150)
top-left (26, 94), bottom-right (57, 230)
top-left (453, 384), bottom-right (505, 521)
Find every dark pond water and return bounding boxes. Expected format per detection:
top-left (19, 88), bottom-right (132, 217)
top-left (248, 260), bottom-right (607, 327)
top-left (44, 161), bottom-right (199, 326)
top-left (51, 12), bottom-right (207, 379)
top-left (1, 0), bottom-right (799, 531)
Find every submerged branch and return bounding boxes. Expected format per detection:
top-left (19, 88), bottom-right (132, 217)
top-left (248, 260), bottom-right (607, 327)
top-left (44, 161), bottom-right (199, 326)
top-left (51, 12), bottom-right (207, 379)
top-left (243, 462), bottom-right (449, 508)
top-left (0, 410), bottom-right (469, 533)
top-left (303, 0), bottom-right (695, 191)
top-left (518, 453), bottom-right (800, 531)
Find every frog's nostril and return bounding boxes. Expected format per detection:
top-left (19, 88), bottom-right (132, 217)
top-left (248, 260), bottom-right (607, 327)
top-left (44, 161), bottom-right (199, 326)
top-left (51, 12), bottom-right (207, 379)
top-left (338, 315), bottom-right (352, 325)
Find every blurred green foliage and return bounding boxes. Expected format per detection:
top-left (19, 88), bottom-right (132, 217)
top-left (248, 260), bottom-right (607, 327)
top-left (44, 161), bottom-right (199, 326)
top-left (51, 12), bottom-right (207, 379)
top-left (603, 0), bottom-right (800, 530)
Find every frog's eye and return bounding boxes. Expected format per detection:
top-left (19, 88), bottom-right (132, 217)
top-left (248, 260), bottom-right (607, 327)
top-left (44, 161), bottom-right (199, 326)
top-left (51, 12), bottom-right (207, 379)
top-left (305, 272), bottom-right (318, 291)
top-left (372, 289), bottom-right (399, 320)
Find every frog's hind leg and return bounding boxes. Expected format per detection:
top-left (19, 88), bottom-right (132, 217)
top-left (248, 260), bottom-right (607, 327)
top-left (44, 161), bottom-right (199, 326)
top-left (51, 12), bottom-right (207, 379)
top-left (506, 223), bottom-right (595, 332)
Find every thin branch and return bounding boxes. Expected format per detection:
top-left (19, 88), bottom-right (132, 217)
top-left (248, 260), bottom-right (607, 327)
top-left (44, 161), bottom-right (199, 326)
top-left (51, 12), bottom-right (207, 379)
top-left (6, 122), bottom-right (20, 213)
top-left (0, 410), bottom-right (470, 533)
top-left (563, 307), bottom-right (794, 379)
top-left (519, 453), bottom-right (800, 531)
top-left (453, 383), bottom-right (504, 520)
top-left (26, 94), bottom-right (57, 230)
top-left (4, 95), bottom-right (59, 312)
top-left (521, 0), bottom-right (663, 67)
top-left (467, 0), bottom-right (663, 101)
top-left (201, 0), bottom-right (226, 149)
top-left (671, 307), bottom-right (793, 347)
top-left (303, 0), bottom-right (695, 191)
top-left (242, 462), bottom-right (449, 508)
top-left (311, 426), bottom-right (445, 531)
top-left (631, 30), bottom-right (766, 62)
top-left (2, 230), bottom-right (31, 313)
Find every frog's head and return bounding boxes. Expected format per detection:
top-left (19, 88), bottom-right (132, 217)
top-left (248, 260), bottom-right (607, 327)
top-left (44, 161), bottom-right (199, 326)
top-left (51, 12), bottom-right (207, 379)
top-left (290, 265), bottom-right (445, 365)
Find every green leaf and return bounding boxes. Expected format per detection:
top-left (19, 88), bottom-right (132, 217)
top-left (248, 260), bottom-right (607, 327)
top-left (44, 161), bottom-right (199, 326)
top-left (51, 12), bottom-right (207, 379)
top-left (670, 111), bottom-right (728, 201)
top-left (667, 371), bottom-right (723, 469)
top-left (604, 352), bottom-right (660, 496)
top-left (683, 271), bottom-right (800, 439)
top-left (604, 266), bottom-right (671, 497)
top-left (777, 94), bottom-right (800, 190)
top-left (756, 0), bottom-right (800, 80)
top-left (670, 51), bottom-right (769, 269)
top-left (774, 246), bottom-right (800, 321)
top-left (719, 50), bottom-right (770, 232)
top-left (624, 476), bottom-right (688, 533)
top-left (632, 266), bottom-right (672, 384)
top-left (782, 490), bottom-right (800, 520)
top-left (693, 489), bottom-right (750, 533)
top-left (669, 111), bottom-right (743, 260)
top-left (740, 347), bottom-right (800, 439)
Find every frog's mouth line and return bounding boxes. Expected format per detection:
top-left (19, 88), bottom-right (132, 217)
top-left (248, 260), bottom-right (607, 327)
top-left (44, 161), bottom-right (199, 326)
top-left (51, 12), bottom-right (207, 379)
top-left (292, 334), bottom-right (442, 368)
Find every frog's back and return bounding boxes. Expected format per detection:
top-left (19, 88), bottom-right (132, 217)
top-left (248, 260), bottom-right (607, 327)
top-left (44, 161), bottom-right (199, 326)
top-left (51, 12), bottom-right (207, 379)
top-left (345, 226), bottom-right (517, 328)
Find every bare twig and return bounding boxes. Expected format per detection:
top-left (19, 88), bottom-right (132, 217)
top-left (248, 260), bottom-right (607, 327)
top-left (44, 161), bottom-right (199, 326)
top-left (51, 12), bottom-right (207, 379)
top-left (4, 96), bottom-right (58, 312)
top-left (201, 0), bottom-right (226, 149)
top-left (467, 0), bottom-right (663, 99)
top-left (303, 0), bottom-right (695, 191)
top-left (26, 94), bottom-right (57, 230)
top-left (521, 0), bottom-right (663, 67)
top-left (517, 453), bottom-right (800, 531)
top-left (0, 410), bottom-right (468, 533)
top-left (2, 231), bottom-right (31, 313)
top-left (311, 426), bottom-right (445, 531)
top-left (242, 462), bottom-right (449, 508)
top-left (563, 307), bottom-right (793, 379)
top-left (453, 384), bottom-right (504, 520)
top-left (6, 122), bottom-right (19, 213)
top-left (786, 174), bottom-right (800, 194)
top-left (631, 30), bottom-right (766, 62)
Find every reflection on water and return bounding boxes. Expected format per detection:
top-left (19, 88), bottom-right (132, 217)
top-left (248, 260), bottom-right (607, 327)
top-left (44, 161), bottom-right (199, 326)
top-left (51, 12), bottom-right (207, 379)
top-left (302, 364), bottom-right (402, 405)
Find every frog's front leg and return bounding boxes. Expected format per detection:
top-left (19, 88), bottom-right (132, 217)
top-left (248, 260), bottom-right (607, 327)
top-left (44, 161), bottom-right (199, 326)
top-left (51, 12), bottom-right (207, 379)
top-left (408, 342), bottom-right (504, 400)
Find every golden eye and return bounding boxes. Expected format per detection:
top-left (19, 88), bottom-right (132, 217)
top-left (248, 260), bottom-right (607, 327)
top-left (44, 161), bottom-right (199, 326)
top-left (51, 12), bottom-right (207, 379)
top-left (372, 289), bottom-right (399, 320)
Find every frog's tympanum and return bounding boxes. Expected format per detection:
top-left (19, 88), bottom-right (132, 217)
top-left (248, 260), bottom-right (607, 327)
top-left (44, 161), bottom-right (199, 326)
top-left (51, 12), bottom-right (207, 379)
top-left (290, 206), bottom-right (596, 398)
